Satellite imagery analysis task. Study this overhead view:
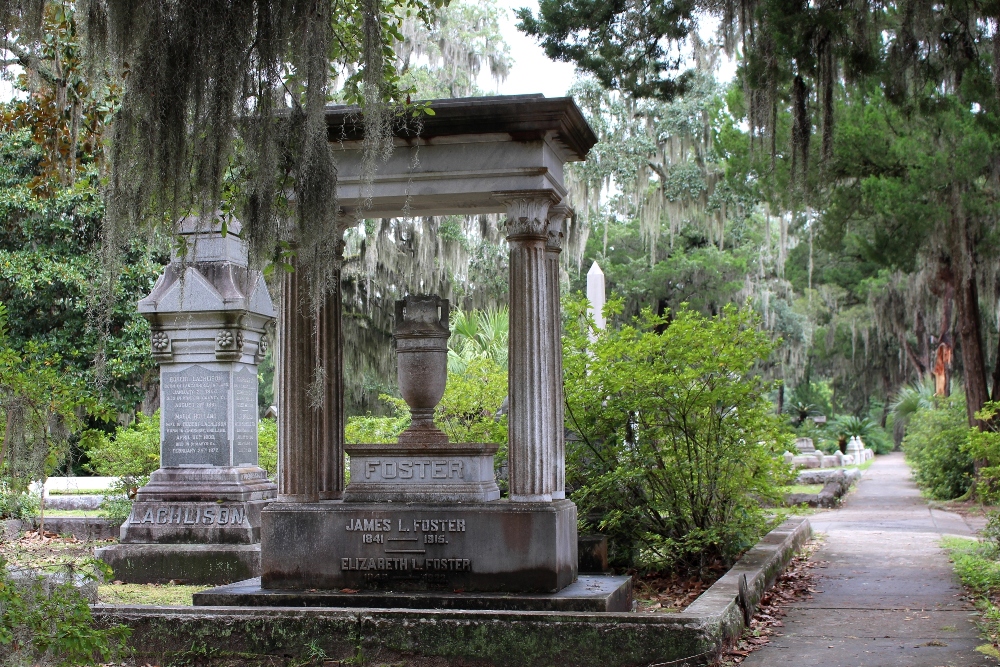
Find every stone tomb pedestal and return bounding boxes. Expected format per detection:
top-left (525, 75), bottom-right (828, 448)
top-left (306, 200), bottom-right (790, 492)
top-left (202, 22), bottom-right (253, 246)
top-left (97, 217), bottom-right (277, 584)
top-left (196, 97), bottom-right (631, 610)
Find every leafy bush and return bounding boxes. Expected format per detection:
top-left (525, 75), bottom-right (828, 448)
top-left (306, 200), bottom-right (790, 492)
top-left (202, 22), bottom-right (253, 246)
top-left (563, 298), bottom-right (790, 573)
top-left (0, 557), bottom-right (129, 666)
top-left (346, 396), bottom-right (410, 444)
top-left (965, 402), bottom-right (1000, 504)
top-left (0, 481), bottom-right (37, 520)
top-left (258, 417), bottom-right (278, 477)
top-left (437, 356), bottom-right (507, 446)
top-left (902, 393), bottom-right (973, 500)
top-left (83, 410), bottom-right (160, 480)
top-left (82, 411), bottom-right (160, 524)
top-left (830, 415), bottom-right (893, 455)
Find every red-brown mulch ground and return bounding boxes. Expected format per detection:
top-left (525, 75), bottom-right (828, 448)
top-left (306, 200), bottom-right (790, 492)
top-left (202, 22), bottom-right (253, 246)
top-left (633, 562), bottom-right (728, 613)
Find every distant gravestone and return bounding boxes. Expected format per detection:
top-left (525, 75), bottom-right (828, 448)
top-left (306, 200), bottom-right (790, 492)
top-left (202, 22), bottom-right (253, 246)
top-left (587, 261), bottom-right (606, 334)
top-left (794, 437), bottom-right (816, 453)
top-left (97, 216), bottom-right (277, 584)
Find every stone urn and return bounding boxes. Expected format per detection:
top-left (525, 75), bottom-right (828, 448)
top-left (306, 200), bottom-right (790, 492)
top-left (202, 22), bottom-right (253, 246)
top-left (394, 295), bottom-right (450, 444)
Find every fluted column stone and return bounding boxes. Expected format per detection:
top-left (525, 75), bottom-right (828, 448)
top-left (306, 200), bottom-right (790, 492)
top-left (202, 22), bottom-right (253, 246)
top-left (546, 206), bottom-right (568, 500)
top-left (277, 251), bottom-right (345, 502)
top-left (501, 192), bottom-right (559, 502)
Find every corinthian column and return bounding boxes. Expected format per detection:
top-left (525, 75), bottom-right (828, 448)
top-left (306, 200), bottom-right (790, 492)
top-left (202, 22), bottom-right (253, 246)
top-left (546, 206), bottom-right (568, 500)
top-left (499, 191), bottom-right (560, 502)
top-left (277, 248), bottom-right (346, 502)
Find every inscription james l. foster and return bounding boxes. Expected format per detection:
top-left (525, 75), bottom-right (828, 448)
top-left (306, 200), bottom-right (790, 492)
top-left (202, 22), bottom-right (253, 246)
top-left (341, 515), bottom-right (472, 574)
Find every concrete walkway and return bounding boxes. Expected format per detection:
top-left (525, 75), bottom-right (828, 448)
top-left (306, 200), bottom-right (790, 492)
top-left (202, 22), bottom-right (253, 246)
top-left (743, 451), bottom-right (993, 667)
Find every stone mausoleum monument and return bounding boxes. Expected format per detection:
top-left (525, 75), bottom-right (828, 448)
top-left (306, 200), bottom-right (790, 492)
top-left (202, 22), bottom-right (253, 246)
top-left (196, 96), bottom-right (631, 610)
top-left (98, 217), bottom-right (277, 584)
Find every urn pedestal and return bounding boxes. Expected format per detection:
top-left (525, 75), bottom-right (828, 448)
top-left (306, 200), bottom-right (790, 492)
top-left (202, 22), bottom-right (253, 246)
top-left (253, 295), bottom-right (581, 596)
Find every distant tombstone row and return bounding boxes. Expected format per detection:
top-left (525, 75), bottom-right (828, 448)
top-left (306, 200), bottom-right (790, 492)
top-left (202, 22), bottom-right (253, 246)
top-left (783, 436), bottom-right (874, 469)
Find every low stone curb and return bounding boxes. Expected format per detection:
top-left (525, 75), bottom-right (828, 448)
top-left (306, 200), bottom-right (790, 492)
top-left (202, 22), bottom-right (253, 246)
top-left (785, 469), bottom-right (863, 508)
top-left (31, 516), bottom-right (119, 541)
top-left (92, 517), bottom-right (811, 667)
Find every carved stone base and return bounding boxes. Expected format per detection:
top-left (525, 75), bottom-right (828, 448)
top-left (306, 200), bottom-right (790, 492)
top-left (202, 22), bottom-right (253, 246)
top-left (120, 499), bottom-right (271, 544)
top-left (343, 443), bottom-right (500, 503)
top-left (260, 499), bottom-right (577, 593)
top-left (95, 543), bottom-right (261, 585)
top-left (136, 466), bottom-right (277, 502)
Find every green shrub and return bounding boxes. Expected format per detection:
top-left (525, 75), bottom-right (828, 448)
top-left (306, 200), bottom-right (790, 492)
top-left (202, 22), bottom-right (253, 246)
top-left (0, 557), bottom-right (129, 666)
top-left (563, 298), bottom-right (791, 573)
top-left (0, 481), bottom-right (37, 520)
top-left (258, 418), bottom-right (277, 477)
top-left (82, 411), bottom-right (160, 524)
top-left (83, 410), bottom-right (160, 480)
top-left (831, 415), bottom-right (893, 455)
top-left (346, 396), bottom-right (410, 444)
top-left (965, 402), bottom-right (1000, 503)
top-left (902, 393), bottom-right (973, 500)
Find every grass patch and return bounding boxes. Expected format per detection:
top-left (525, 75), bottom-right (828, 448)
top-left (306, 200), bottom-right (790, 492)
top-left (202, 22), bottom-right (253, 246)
top-left (849, 457), bottom-right (876, 471)
top-left (35, 508), bottom-right (101, 521)
top-left (99, 582), bottom-right (207, 606)
top-left (942, 535), bottom-right (1000, 655)
top-left (39, 509), bottom-right (104, 517)
top-left (781, 484), bottom-right (825, 495)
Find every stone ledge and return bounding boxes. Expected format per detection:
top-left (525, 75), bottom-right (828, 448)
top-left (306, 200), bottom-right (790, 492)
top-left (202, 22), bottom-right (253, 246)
top-left (92, 517), bottom-right (811, 666)
top-left (194, 573), bottom-right (632, 612)
top-left (95, 543), bottom-right (260, 585)
top-left (29, 516), bottom-right (118, 541)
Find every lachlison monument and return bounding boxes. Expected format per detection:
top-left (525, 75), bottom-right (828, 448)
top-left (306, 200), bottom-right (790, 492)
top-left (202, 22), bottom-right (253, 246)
top-left (98, 217), bottom-right (277, 584)
top-left (191, 95), bottom-right (630, 610)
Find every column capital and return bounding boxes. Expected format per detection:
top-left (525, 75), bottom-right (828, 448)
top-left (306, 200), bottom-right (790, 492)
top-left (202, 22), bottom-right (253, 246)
top-left (494, 190), bottom-right (562, 239)
top-left (546, 205), bottom-right (571, 252)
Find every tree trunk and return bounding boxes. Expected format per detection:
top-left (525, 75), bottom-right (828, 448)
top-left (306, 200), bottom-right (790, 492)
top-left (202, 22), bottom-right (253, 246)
top-left (950, 184), bottom-right (989, 428)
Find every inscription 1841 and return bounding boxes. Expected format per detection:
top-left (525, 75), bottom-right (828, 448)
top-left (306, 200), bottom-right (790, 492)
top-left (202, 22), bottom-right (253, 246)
top-left (161, 365), bottom-right (230, 466)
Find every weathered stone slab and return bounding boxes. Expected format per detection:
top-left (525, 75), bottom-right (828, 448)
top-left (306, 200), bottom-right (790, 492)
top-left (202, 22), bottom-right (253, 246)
top-left (260, 499), bottom-right (577, 593)
top-left (195, 574), bottom-right (632, 612)
top-left (94, 544), bottom-right (260, 585)
top-left (160, 363), bottom-right (260, 468)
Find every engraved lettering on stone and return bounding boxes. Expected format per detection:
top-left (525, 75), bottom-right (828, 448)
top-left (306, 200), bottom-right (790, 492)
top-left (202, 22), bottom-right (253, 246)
top-left (130, 504), bottom-right (247, 526)
top-left (232, 366), bottom-right (258, 464)
top-left (362, 459), bottom-right (465, 480)
top-left (161, 365), bottom-right (230, 466)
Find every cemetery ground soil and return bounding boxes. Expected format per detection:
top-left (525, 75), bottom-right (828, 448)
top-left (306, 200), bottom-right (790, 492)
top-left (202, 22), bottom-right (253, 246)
top-left (736, 451), bottom-right (992, 667)
top-left (0, 531), bottom-right (208, 605)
